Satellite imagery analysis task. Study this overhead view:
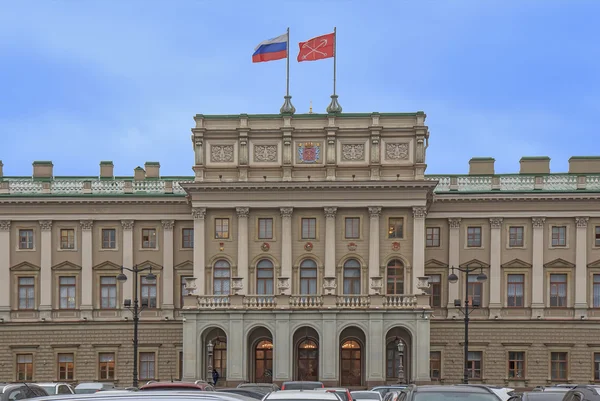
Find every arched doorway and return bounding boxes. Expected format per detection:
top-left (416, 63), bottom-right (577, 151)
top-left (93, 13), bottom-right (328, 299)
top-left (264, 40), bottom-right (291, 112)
top-left (293, 326), bottom-right (319, 381)
top-left (248, 327), bottom-right (273, 383)
top-left (385, 327), bottom-right (412, 384)
top-left (339, 326), bottom-right (366, 387)
top-left (202, 327), bottom-right (228, 382)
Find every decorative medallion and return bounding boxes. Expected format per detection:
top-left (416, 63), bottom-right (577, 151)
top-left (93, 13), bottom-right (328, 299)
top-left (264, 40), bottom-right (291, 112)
top-left (304, 242), bottom-right (314, 251)
top-left (297, 142), bottom-right (321, 164)
top-left (341, 144), bottom-right (365, 161)
top-left (219, 242), bottom-right (225, 251)
top-left (261, 242), bottom-right (270, 252)
top-left (392, 242), bottom-right (400, 251)
top-left (254, 145), bottom-right (278, 163)
top-left (347, 242), bottom-right (357, 251)
top-left (385, 143), bottom-right (409, 160)
top-left (210, 145), bottom-right (234, 163)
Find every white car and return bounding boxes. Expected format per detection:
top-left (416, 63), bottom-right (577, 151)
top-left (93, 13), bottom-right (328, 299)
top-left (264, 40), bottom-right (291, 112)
top-left (351, 391), bottom-right (383, 401)
top-left (36, 383), bottom-right (75, 395)
top-left (263, 390), bottom-right (342, 401)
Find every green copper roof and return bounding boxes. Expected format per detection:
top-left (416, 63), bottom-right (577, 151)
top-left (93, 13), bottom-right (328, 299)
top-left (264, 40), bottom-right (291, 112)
top-left (196, 112), bottom-right (423, 120)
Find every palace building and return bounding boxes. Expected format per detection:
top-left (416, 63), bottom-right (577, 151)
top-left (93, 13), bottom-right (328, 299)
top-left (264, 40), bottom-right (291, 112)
top-left (1, 111), bottom-right (600, 388)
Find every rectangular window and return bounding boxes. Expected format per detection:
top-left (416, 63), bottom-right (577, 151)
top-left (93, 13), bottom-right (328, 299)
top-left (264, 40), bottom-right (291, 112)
top-left (467, 227), bottom-right (482, 247)
top-left (58, 353), bottom-right (74, 381)
top-left (19, 229), bottom-right (34, 249)
top-left (430, 351), bottom-right (441, 380)
top-left (426, 227), bottom-right (440, 247)
top-left (552, 226), bottom-right (567, 247)
top-left (180, 275), bottom-right (192, 308)
top-left (594, 353), bottom-right (600, 382)
top-left (59, 276), bottom-right (77, 309)
top-left (550, 274), bottom-right (567, 307)
top-left (100, 276), bottom-right (117, 309)
top-left (98, 353), bottom-right (115, 380)
top-left (139, 352), bottom-right (156, 380)
top-left (508, 351), bottom-right (525, 379)
top-left (214, 218), bottom-right (230, 239)
top-left (18, 277), bottom-right (35, 310)
top-left (468, 274), bottom-right (482, 306)
top-left (596, 226), bottom-right (600, 247)
top-left (388, 218), bottom-right (404, 239)
top-left (258, 218), bottom-right (273, 240)
top-left (594, 275), bottom-right (600, 308)
top-left (141, 228), bottom-right (157, 248)
top-left (429, 274), bottom-right (442, 307)
top-left (16, 354), bottom-right (33, 381)
top-left (60, 228), bottom-right (75, 250)
top-left (101, 229), bottom-right (116, 249)
top-left (345, 217), bottom-right (360, 239)
top-left (466, 351), bottom-right (482, 379)
top-left (551, 352), bottom-right (568, 381)
top-left (141, 276), bottom-right (157, 308)
top-left (509, 226), bottom-right (524, 247)
top-left (507, 274), bottom-right (524, 307)
top-left (301, 218), bottom-right (317, 240)
top-left (182, 228), bottom-right (194, 248)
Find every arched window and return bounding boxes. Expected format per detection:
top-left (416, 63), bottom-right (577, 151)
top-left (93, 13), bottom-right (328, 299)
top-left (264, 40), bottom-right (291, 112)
top-left (387, 259), bottom-right (404, 295)
top-left (256, 259), bottom-right (274, 295)
top-left (300, 259), bottom-right (318, 295)
top-left (297, 339), bottom-right (318, 381)
top-left (213, 260), bottom-right (231, 295)
top-left (343, 259), bottom-right (361, 295)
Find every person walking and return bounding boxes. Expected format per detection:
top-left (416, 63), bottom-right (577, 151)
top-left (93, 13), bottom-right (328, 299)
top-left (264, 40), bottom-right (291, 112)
top-left (212, 369), bottom-right (220, 387)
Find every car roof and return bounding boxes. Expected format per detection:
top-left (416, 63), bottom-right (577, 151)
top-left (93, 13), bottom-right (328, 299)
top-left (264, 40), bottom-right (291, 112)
top-left (267, 390), bottom-right (340, 400)
top-left (33, 390), bottom-right (258, 401)
top-left (415, 386), bottom-right (494, 393)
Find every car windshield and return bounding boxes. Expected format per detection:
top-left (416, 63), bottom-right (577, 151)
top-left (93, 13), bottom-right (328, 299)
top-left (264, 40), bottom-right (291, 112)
top-left (238, 387), bottom-right (271, 394)
top-left (527, 393), bottom-right (565, 401)
top-left (75, 389), bottom-right (100, 394)
top-left (39, 386), bottom-right (57, 395)
top-left (283, 383), bottom-right (323, 390)
top-left (414, 392), bottom-right (500, 401)
top-left (352, 392), bottom-right (381, 400)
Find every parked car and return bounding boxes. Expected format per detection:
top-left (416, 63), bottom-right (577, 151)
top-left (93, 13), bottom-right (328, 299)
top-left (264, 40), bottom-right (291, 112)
top-left (508, 391), bottom-right (567, 401)
top-left (370, 387), bottom-right (407, 398)
top-left (139, 382), bottom-right (215, 391)
top-left (263, 390), bottom-right (341, 401)
top-left (75, 383), bottom-right (116, 394)
top-left (397, 385), bottom-right (502, 401)
top-left (351, 391), bottom-right (383, 401)
top-left (454, 384), bottom-right (515, 401)
top-left (236, 383), bottom-right (279, 394)
top-left (314, 388), bottom-right (353, 401)
top-left (0, 383), bottom-right (48, 401)
top-left (561, 385), bottom-right (600, 401)
top-left (280, 382), bottom-right (324, 391)
top-left (217, 389), bottom-right (265, 399)
top-left (36, 383), bottom-right (75, 395)
top-left (33, 390), bottom-right (256, 401)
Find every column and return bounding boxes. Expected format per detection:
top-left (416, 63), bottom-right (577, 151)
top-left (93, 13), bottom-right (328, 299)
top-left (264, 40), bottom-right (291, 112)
top-left (121, 220), bottom-right (134, 302)
top-left (575, 217), bottom-right (589, 314)
top-left (0, 220), bottom-right (11, 320)
top-left (227, 313), bottom-right (245, 382)
top-left (412, 207), bottom-right (427, 294)
top-left (280, 207), bottom-right (293, 295)
top-left (274, 312), bottom-right (292, 382)
top-left (531, 217), bottom-right (545, 317)
top-left (447, 218), bottom-right (461, 317)
top-left (489, 218), bottom-right (503, 317)
top-left (162, 220), bottom-right (175, 317)
top-left (39, 220), bottom-right (53, 319)
top-left (192, 208), bottom-right (206, 295)
top-left (182, 313), bottom-right (198, 381)
top-left (324, 207), bottom-right (337, 278)
top-left (236, 208), bottom-right (249, 295)
top-left (80, 220), bottom-right (94, 318)
top-left (367, 313), bottom-right (384, 385)
top-left (368, 207), bottom-right (381, 294)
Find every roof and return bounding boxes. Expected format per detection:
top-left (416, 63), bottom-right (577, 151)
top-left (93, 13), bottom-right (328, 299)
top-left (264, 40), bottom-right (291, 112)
top-left (414, 386), bottom-right (493, 393)
top-left (196, 112), bottom-right (424, 120)
top-left (266, 390), bottom-right (340, 400)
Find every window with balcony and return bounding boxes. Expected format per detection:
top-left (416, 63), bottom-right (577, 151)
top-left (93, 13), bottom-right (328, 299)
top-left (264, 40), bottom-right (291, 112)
top-left (19, 229), bottom-right (34, 249)
top-left (18, 277), bottom-right (35, 310)
top-left (388, 218), bottom-right (404, 239)
top-left (429, 274), bottom-right (442, 307)
top-left (182, 228), bottom-right (194, 248)
top-left (213, 260), bottom-right (231, 295)
top-left (139, 352), bottom-right (155, 381)
top-left (552, 226), bottom-right (567, 247)
top-left (507, 274), bottom-right (524, 307)
top-left (345, 217), bottom-right (360, 239)
top-left (430, 351), bottom-right (441, 380)
top-left (256, 259), bottom-right (274, 295)
top-left (551, 352), bottom-right (568, 381)
top-left (386, 259), bottom-right (404, 295)
top-left (58, 353), bottom-right (74, 381)
top-left (301, 218), bottom-right (317, 239)
top-left (60, 229), bottom-right (75, 250)
top-left (258, 218), bottom-right (273, 240)
top-left (426, 227), bottom-right (440, 247)
top-left (343, 259), bottom-right (361, 295)
top-left (550, 274), bottom-right (567, 307)
top-left (300, 259), bottom-right (317, 295)
top-left (59, 276), bottom-right (76, 309)
top-left (142, 228), bottom-right (157, 248)
top-left (215, 218), bottom-right (230, 239)
top-left (509, 226), bottom-right (524, 247)
top-left (100, 276), bottom-right (117, 309)
top-left (16, 354), bottom-right (33, 381)
top-left (467, 227), bottom-right (482, 247)
top-left (508, 351), bottom-right (525, 379)
top-left (466, 351), bottom-right (482, 379)
top-left (101, 228), bottom-right (116, 249)
top-left (467, 274), bottom-right (482, 306)
top-left (98, 353), bottom-right (115, 380)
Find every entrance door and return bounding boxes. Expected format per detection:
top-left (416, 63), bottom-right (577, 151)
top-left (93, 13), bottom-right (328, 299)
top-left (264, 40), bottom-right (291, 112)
top-left (297, 339), bottom-right (318, 381)
top-left (341, 340), bottom-right (361, 386)
top-left (254, 340), bottom-right (273, 383)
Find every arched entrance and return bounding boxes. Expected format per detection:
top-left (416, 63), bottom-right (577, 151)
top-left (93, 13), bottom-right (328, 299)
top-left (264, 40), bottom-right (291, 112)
top-left (385, 326), bottom-right (412, 384)
top-left (202, 327), bottom-right (228, 382)
top-left (339, 326), bottom-right (366, 387)
top-left (248, 327), bottom-right (273, 383)
top-left (293, 326), bottom-right (319, 381)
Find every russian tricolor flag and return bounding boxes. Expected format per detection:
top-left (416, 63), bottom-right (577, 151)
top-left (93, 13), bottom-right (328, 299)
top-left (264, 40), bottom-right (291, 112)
top-left (252, 32), bottom-right (288, 63)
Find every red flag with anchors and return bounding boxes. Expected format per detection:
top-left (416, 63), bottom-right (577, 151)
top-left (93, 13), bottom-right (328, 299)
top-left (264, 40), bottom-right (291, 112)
top-left (297, 32), bottom-right (335, 62)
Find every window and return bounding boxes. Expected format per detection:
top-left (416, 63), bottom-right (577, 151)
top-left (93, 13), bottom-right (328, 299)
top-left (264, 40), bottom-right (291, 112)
top-left (58, 353), bottom-right (74, 381)
top-left (215, 218), bottom-right (229, 239)
top-left (429, 274), bottom-right (442, 307)
top-left (18, 277), bottom-right (35, 310)
top-left (19, 229), bottom-right (34, 249)
top-left (386, 259), bottom-right (404, 295)
top-left (213, 260), bottom-right (231, 295)
top-left (467, 274), bottom-right (482, 306)
top-left (301, 218), bottom-right (317, 239)
top-left (256, 259), bottom-right (274, 295)
top-left (594, 353), bottom-right (600, 381)
top-left (552, 226), bottom-right (567, 247)
top-left (507, 274), bottom-right (524, 307)
top-left (59, 276), bottom-right (76, 309)
top-left (430, 351), bottom-right (441, 380)
top-left (101, 229), bottom-right (116, 249)
top-left (345, 217), bottom-right (360, 239)
top-left (509, 226), bottom-right (524, 247)
top-left (550, 274), bottom-right (567, 307)
top-left (386, 340), bottom-right (403, 379)
top-left (426, 227), bottom-right (440, 247)
top-left (142, 228), bottom-right (157, 248)
top-left (60, 229), bottom-right (75, 250)
top-left (139, 352), bottom-right (155, 380)
top-left (388, 218), bottom-right (404, 239)
top-left (300, 260), bottom-right (318, 295)
top-left (466, 351), bottom-right (482, 379)
top-left (258, 218), bottom-right (273, 240)
top-left (508, 351), bottom-right (525, 379)
top-left (594, 275), bottom-right (600, 308)
top-left (180, 275), bottom-right (192, 307)
top-left (99, 353), bottom-right (115, 380)
top-left (551, 352), bottom-right (568, 381)
top-left (141, 276), bottom-right (157, 308)
top-left (596, 226), bottom-right (600, 247)
top-left (343, 259), bottom-right (361, 295)
top-left (16, 354), bottom-right (33, 381)
top-left (467, 227), bottom-right (482, 247)
top-left (100, 276), bottom-right (117, 309)
top-left (182, 228), bottom-right (194, 248)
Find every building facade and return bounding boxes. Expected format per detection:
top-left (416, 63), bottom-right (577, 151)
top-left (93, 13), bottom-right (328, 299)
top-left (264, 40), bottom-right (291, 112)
top-left (0, 112), bottom-right (600, 389)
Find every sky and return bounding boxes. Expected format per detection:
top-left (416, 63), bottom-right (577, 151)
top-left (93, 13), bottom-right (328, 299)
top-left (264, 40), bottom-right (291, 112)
top-left (1, 0), bottom-right (599, 176)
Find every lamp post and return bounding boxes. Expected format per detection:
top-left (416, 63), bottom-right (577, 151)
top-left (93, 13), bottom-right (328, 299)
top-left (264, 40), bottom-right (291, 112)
top-left (396, 338), bottom-right (405, 384)
top-left (448, 265), bottom-right (487, 384)
top-left (206, 340), bottom-right (214, 384)
top-left (117, 265), bottom-right (157, 388)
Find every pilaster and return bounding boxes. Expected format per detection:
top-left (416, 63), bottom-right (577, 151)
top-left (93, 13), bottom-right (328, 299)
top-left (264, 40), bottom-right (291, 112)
top-left (274, 313), bottom-right (292, 382)
top-left (320, 312), bottom-right (338, 384)
top-left (280, 208), bottom-right (293, 294)
top-left (121, 220), bottom-right (134, 303)
top-left (531, 217), bottom-right (545, 318)
top-left (412, 207), bottom-right (427, 294)
top-left (367, 313), bottom-right (385, 384)
top-left (182, 312), bottom-right (199, 381)
top-left (227, 313), bottom-right (245, 382)
top-left (447, 218), bottom-right (461, 317)
top-left (368, 207), bottom-right (381, 294)
top-left (0, 220), bottom-right (11, 321)
top-left (192, 208), bottom-right (206, 295)
top-left (575, 217), bottom-right (589, 315)
top-left (80, 220), bottom-right (94, 319)
top-left (489, 217), bottom-right (503, 318)
top-left (162, 220), bottom-right (175, 318)
top-left (324, 207), bottom-right (337, 278)
top-left (39, 220), bottom-right (53, 320)
top-left (236, 207), bottom-right (250, 295)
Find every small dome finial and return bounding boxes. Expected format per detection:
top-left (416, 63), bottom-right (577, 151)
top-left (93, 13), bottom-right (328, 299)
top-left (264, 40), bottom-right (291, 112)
top-left (309, 100), bottom-right (313, 114)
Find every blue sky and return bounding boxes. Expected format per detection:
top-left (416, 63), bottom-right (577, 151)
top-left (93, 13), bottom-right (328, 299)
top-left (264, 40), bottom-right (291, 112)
top-left (1, 0), bottom-right (599, 176)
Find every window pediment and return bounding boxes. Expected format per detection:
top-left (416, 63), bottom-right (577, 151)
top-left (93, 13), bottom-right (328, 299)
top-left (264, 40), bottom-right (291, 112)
top-left (501, 259), bottom-right (532, 269)
top-left (10, 262), bottom-right (40, 271)
top-left (425, 259), bottom-right (448, 268)
top-left (544, 258), bottom-right (575, 269)
top-left (92, 261), bottom-right (122, 271)
top-left (459, 259), bottom-right (490, 269)
top-left (588, 259), bottom-right (600, 268)
top-left (174, 260), bottom-right (193, 270)
top-left (52, 261), bottom-right (81, 271)
top-left (135, 260), bottom-right (164, 271)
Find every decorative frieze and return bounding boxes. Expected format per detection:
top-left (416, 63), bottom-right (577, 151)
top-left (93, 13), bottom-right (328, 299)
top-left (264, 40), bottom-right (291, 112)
top-left (121, 220), bottom-right (134, 230)
top-left (253, 145), bottom-right (278, 163)
top-left (575, 217), bottom-right (589, 228)
top-left (80, 220), bottom-right (94, 231)
top-left (210, 145), bottom-right (234, 163)
top-left (0, 220), bottom-right (11, 231)
top-left (192, 208), bottom-right (206, 220)
top-left (412, 206), bottom-right (427, 219)
top-left (161, 220), bottom-right (175, 230)
top-left (532, 217), bottom-right (546, 229)
top-left (368, 206), bottom-right (382, 218)
top-left (39, 220), bottom-right (53, 231)
top-left (341, 144), bottom-right (365, 161)
top-left (236, 207), bottom-right (250, 218)
top-left (489, 217), bottom-right (503, 229)
top-left (324, 207), bottom-right (337, 219)
top-left (280, 207), bottom-right (293, 218)
top-left (385, 143), bottom-right (409, 160)
top-left (448, 218), bottom-right (461, 229)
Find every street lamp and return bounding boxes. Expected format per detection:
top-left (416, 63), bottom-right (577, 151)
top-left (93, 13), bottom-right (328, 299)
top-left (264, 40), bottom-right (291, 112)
top-left (448, 265), bottom-right (487, 384)
top-left (396, 337), bottom-right (405, 384)
top-left (206, 340), bottom-right (214, 384)
top-left (117, 265), bottom-right (157, 388)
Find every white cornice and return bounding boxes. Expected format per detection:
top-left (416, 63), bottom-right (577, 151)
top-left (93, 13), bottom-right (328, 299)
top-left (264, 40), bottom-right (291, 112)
top-left (182, 180), bottom-right (437, 192)
top-left (427, 211), bottom-right (600, 218)
top-left (190, 200), bottom-right (428, 209)
top-left (0, 214), bottom-right (194, 221)
top-left (0, 197), bottom-right (189, 205)
top-left (434, 193), bottom-right (600, 202)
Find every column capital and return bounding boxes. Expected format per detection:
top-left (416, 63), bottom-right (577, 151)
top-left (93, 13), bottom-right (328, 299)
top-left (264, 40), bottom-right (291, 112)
top-left (532, 217), bottom-right (546, 229)
top-left (39, 220), bottom-right (53, 231)
top-left (412, 206), bottom-right (427, 219)
top-left (324, 207), bottom-right (338, 219)
top-left (280, 207), bottom-right (293, 218)
top-left (0, 220), bottom-right (10, 231)
top-left (121, 220), bottom-right (134, 230)
top-left (576, 216), bottom-right (589, 228)
top-left (192, 207), bottom-right (206, 220)
top-left (161, 220), bottom-right (175, 230)
top-left (236, 207), bottom-right (250, 218)
top-left (448, 218), bottom-right (461, 229)
top-left (80, 220), bottom-right (94, 231)
top-left (368, 207), bottom-right (382, 218)
top-left (489, 217), bottom-right (503, 229)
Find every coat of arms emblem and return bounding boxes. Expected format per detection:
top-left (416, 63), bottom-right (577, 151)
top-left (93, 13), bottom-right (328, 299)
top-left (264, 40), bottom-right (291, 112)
top-left (298, 142), bottom-right (321, 164)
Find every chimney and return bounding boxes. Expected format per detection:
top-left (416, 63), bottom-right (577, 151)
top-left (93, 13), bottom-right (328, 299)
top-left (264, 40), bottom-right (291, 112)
top-left (134, 166), bottom-right (145, 181)
top-left (100, 161), bottom-right (114, 178)
top-left (0, 160), bottom-right (3, 177)
top-left (144, 162), bottom-right (160, 178)
top-left (520, 157), bottom-right (550, 174)
top-left (468, 157), bottom-right (495, 175)
top-left (32, 161), bottom-right (53, 179)
top-left (568, 156), bottom-right (600, 174)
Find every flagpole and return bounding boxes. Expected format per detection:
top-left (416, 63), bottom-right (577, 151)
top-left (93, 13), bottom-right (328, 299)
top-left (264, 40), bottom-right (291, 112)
top-left (280, 27), bottom-right (295, 114)
top-left (327, 26), bottom-right (342, 113)
top-left (333, 26), bottom-right (336, 96)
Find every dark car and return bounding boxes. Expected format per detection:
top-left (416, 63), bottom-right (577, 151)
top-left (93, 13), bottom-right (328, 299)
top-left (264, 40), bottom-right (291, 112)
top-left (218, 389), bottom-right (265, 399)
top-left (236, 384), bottom-right (280, 394)
top-left (281, 382), bottom-right (324, 391)
top-left (508, 391), bottom-right (566, 401)
top-left (562, 385), bottom-right (600, 401)
top-left (371, 387), bottom-right (407, 398)
top-left (398, 385), bottom-right (502, 401)
top-left (0, 384), bottom-right (49, 401)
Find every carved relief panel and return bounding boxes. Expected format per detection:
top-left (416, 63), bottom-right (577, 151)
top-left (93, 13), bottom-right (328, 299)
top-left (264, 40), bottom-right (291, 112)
top-left (336, 139), bottom-right (369, 165)
top-left (294, 141), bottom-right (324, 165)
top-left (380, 139), bottom-right (413, 165)
top-left (205, 141), bottom-right (238, 167)
top-left (249, 141), bottom-right (282, 166)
